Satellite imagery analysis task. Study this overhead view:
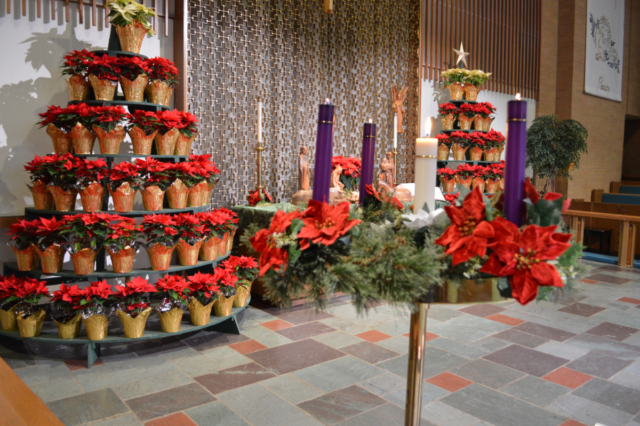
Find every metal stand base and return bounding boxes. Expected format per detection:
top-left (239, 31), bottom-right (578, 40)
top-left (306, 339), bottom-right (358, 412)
top-left (404, 303), bottom-right (429, 426)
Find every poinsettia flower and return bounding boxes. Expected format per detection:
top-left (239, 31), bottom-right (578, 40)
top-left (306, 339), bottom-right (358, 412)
top-left (297, 200), bottom-right (361, 250)
top-left (250, 210), bottom-right (302, 276)
top-left (0, 276), bottom-right (19, 300)
top-left (82, 280), bottom-right (114, 301)
top-left (213, 267), bottom-right (238, 288)
top-left (155, 275), bottom-right (190, 300)
top-left (524, 177), bottom-right (570, 214)
top-left (52, 284), bottom-right (84, 305)
top-left (366, 184), bottom-right (404, 211)
top-left (13, 277), bottom-right (50, 299)
top-left (37, 217), bottom-right (66, 234)
top-left (188, 272), bottom-right (220, 298)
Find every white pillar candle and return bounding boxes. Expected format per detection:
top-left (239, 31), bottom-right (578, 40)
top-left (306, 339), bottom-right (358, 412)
top-left (393, 114), bottom-right (398, 149)
top-left (414, 118), bottom-right (438, 213)
top-left (258, 99), bottom-right (263, 143)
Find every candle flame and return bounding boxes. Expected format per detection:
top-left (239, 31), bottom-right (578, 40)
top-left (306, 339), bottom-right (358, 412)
top-left (425, 117), bottom-right (432, 136)
top-left (369, 118), bottom-right (373, 123)
top-left (325, 98), bottom-right (330, 104)
top-left (515, 93), bottom-right (522, 101)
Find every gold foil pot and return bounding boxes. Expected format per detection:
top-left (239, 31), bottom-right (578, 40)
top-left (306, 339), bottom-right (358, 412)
top-left (147, 243), bottom-right (174, 271)
top-left (129, 126), bottom-right (158, 155)
top-left (79, 182), bottom-right (106, 212)
top-left (464, 84), bottom-right (481, 101)
top-left (456, 176), bottom-right (473, 190)
top-left (146, 80), bottom-right (174, 107)
top-left (468, 147), bottom-right (484, 162)
top-left (472, 177), bottom-right (486, 193)
top-left (227, 229), bottom-right (236, 252)
top-left (120, 74), bottom-right (148, 102)
top-left (166, 179), bottom-right (189, 209)
top-left (199, 237), bottom-right (220, 261)
top-left (35, 244), bottom-right (64, 274)
top-left (156, 307), bottom-right (183, 333)
top-left (202, 183), bottom-right (215, 207)
top-left (437, 144), bottom-right (450, 161)
top-left (117, 307), bottom-right (153, 338)
top-left (83, 314), bottom-right (109, 341)
top-left (153, 128), bottom-right (179, 155)
top-left (66, 74), bottom-right (91, 101)
top-left (55, 313), bottom-right (82, 339)
top-left (176, 239), bottom-right (203, 266)
top-left (473, 116), bottom-right (484, 131)
top-left (94, 125), bottom-right (125, 155)
top-left (70, 248), bottom-right (98, 275)
top-left (88, 74), bottom-right (117, 101)
top-left (187, 182), bottom-right (205, 207)
top-left (451, 143), bottom-right (469, 161)
top-left (141, 185), bottom-right (165, 211)
top-left (175, 132), bottom-right (197, 156)
top-left (188, 298), bottom-right (214, 326)
top-left (48, 186), bottom-right (78, 211)
top-left (46, 124), bottom-right (72, 154)
top-left (484, 148), bottom-right (501, 162)
top-left (106, 246), bottom-right (136, 273)
top-left (233, 282), bottom-right (252, 308)
top-left (217, 233), bottom-right (228, 257)
top-left (498, 178), bottom-right (505, 191)
top-left (115, 21), bottom-right (147, 54)
top-left (482, 117), bottom-right (494, 131)
top-left (447, 83), bottom-right (464, 100)
top-left (458, 115), bottom-right (474, 131)
top-left (0, 308), bottom-right (17, 331)
top-left (440, 114), bottom-right (455, 131)
top-left (213, 294), bottom-right (236, 317)
top-left (16, 309), bottom-right (46, 338)
top-left (11, 245), bottom-right (39, 271)
top-left (28, 180), bottom-right (54, 210)
top-left (486, 178), bottom-right (500, 194)
top-left (109, 182), bottom-right (136, 213)
top-left (441, 178), bottom-right (455, 194)
top-left (70, 122), bottom-right (96, 154)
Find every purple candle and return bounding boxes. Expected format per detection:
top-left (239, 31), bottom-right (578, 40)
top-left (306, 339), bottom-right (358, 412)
top-left (359, 122), bottom-right (377, 204)
top-left (503, 96), bottom-right (527, 227)
top-left (312, 103), bottom-right (335, 203)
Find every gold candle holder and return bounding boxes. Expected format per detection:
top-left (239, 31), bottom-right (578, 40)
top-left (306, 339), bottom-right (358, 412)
top-left (392, 149), bottom-right (399, 185)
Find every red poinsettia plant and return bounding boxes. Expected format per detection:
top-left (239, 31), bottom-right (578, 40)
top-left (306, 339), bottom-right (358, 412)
top-left (188, 155), bottom-right (221, 186)
top-left (483, 129), bottom-right (506, 149)
top-left (187, 272), bottom-right (220, 305)
top-left (37, 105), bottom-right (75, 132)
top-left (454, 163), bottom-right (476, 180)
top-left (211, 267), bottom-right (239, 298)
top-left (128, 110), bottom-right (162, 135)
top-left (365, 184), bottom-right (404, 212)
top-left (0, 276), bottom-right (21, 311)
top-left (51, 284), bottom-right (84, 323)
top-left (155, 109), bottom-right (183, 135)
top-left (5, 277), bottom-right (50, 314)
top-left (105, 161), bottom-right (143, 192)
top-left (135, 158), bottom-right (173, 190)
top-left (26, 154), bottom-right (82, 190)
top-left (88, 105), bottom-right (131, 133)
top-left (145, 57), bottom-right (179, 86)
top-left (60, 213), bottom-right (111, 254)
top-left (437, 167), bottom-right (457, 182)
top-left (471, 102), bottom-right (495, 118)
top-left (448, 131), bottom-right (471, 148)
top-left (469, 132), bottom-right (487, 149)
top-left (79, 280), bottom-right (116, 314)
top-left (247, 188), bottom-right (273, 206)
top-left (178, 111), bottom-right (198, 138)
top-left (155, 274), bottom-right (190, 308)
top-left (61, 49), bottom-right (98, 77)
top-left (221, 256), bottom-right (259, 285)
top-left (436, 134), bottom-right (451, 148)
top-left (75, 158), bottom-right (109, 191)
top-left (438, 103), bottom-right (458, 117)
top-left (458, 103), bottom-right (476, 119)
top-left (332, 156), bottom-right (361, 192)
top-left (114, 277), bottom-right (157, 317)
top-left (116, 56), bottom-right (149, 81)
top-left (174, 213), bottom-right (207, 244)
top-left (217, 207), bottom-right (239, 235)
top-left (142, 214), bottom-right (180, 247)
top-left (86, 54), bottom-right (120, 81)
top-left (34, 217), bottom-right (66, 250)
top-left (472, 165), bottom-right (492, 180)
top-left (7, 219), bottom-right (41, 250)
top-left (444, 192), bottom-right (460, 206)
top-left (104, 215), bottom-right (143, 252)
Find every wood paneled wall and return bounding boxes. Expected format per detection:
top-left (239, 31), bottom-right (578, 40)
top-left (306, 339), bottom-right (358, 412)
top-left (422, 0), bottom-right (541, 99)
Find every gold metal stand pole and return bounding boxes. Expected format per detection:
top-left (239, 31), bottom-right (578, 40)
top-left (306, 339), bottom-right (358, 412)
top-left (404, 302), bottom-right (429, 426)
top-left (393, 149), bottom-right (399, 185)
top-left (256, 143), bottom-right (264, 190)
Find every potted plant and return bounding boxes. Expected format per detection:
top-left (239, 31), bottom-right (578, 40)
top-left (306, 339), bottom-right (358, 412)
top-left (61, 50), bottom-right (97, 101)
top-left (165, 162), bottom-right (195, 209)
top-left (449, 131), bottom-right (471, 161)
top-left (114, 277), bottom-right (156, 338)
top-left (468, 132), bottom-right (487, 161)
top-left (37, 154), bottom-right (81, 211)
top-left (86, 55), bottom-right (120, 101)
top-left (438, 102), bottom-right (458, 130)
top-left (7, 219), bottom-right (41, 271)
top-left (154, 274), bottom-right (190, 332)
top-left (116, 56), bottom-right (150, 102)
top-left (187, 155), bottom-right (221, 206)
top-left (59, 213), bottom-right (110, 275)
top-left (331, 156), bottom-right (361, 197)
top-left (106, 162), bottom-right (142, 212)
top-left (220, 255), bottom-right (258, 308)
top-left (75, 158), bottom-right (108, 212)
top-left (454, 163), bottom-right (475, 189)
top-left (483, 129), bottom-right (506, 161)
top-left (0, 277), bottom-right (20, 331)
top-left (51, 284), bottom-right (84, 339)
top-left (136, 158), bottom-right (172, 210)
top-left (38, 105), bottom-right (73, 154)
top-left (186, 272), bottom-right (219, 325)
top-left (9, 278), bottom-right (50, 338)
top-left (107, 0), bottom-right (156, 54)
top-left (79, 280), bottom-right (116, 341)
top-left (440, 68), bottom-right (469, 100)
top-left (105, 216), bottom-right (143, 273)
top-left (88, 105), bottom-right (131, 154)
top-left (246, 188), bottom-right (273, 207)
top-left (437, 167), bottom-right (457, 194)
top-left (197, 210), bottom-right (224, 261)
top-left (211, 267), bottom-right (239, 317)
top-left (463, 70), bottom-right (491, 101)
top-left (64, 103), bottom-right (98, 154)
top-left (495, 160), bottom-right (505, 191)
top-left (457, 103), bottom-right (475, 130)
top-left (472, 102), bottom-right (496, 131)
top-left (174, 213), bottom-right (207, 266)
top-left (526, 115), bottom-right (588, 193)
top-left (145, 57), bottom-right (179, 106)
top-left (153, 109), bottom-right (181, 155)
top-left (34, 217), bottom-right (67, 273)
top-left (471, 165), bottom-right (488, 193)
top-left (128, 111), bottom-right (161, 155)
top-left (484, 163), bottom-right (502, 193)
top-left (175, 111), bottom-right (199, 155)
top-left (142, 214), bottom-right (179, 270)
top-left (217, 207), bottom-right (239, 255)
top-left (23, 156), bottom-right (54, 210)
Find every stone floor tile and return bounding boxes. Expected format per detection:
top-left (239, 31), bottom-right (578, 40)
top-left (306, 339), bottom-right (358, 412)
top-left (182, 330), bottom-right (251, 352)
top-left (240, 325), bottom-right (294, 348)
top-left (500, 375), bottom-right (569, 407)
top-left (384, 381), bottom-right (449, 408)
top-left (440, 384), bottom-right (566, 426)
top-left (228, 339), bottom-right (268, 355)
top-left (609, 371), bottom-right (640, 390)
top-left (572, 377), bottom-right (640, 415)
top-left (312, 331), bottom-right (364, 349)
top-left (468, 337), bottom-right (512, 352)
top-left (144, 412), bottom-right (198, 426)
top-left (276, 321), bottom-right (337, 341)
top-left (195, 362), bottom-right (276, 394)
top-left (565, 333), bottom-right (640, 360)
top-left (358, 373), bottom-right (406, 397)
top-left (293, 356), bottom-right (385, 393)
top-left (89, 412), bottom-right (143, 426)
top-left (375, 335), bottom-right (410, 354)
top-left (585, 321), bottom-right (639, 341)
top-left (162, 347), bottom-right (220, 378)
top-left (547, 394), bottom-right (632, 426)
top-left (285, 417), bottom-right (326, 426)
top-left (260, 319), bottom-right (294, 331)
top-left (449, 315), bottom-right (513, 333)
top-left (373, 317), bottom-right (411, 336)
top-left (184, 401), bottom-right (250, 426)
top-left (425, 308), bottom-right (466, 322)
top-left (535, 341), bottom-right (590, 361)
top-left (624, 360), bottom-right (640, 375)
top-left (318, 317), bottom-right (371, 335)
top-left (261, 374), bottom-right (324, 404)
top-left (113, 370), bottom-right (193, 400)
top-left (459, 304), bottom-right (506, 318)
top-left (559, 420), bottom-right (587, 426)
top-left (235, 307), bottom-right (278, 328)
top-left (200, 345), bottom-right (252, 369)
top-left (126, 382), bottom-right (215, 422)
top-left (427, 320), bottom-right (496, 344)
top-left (333, 403), bottom-right (407, 426)
top-left (297, 384), bottom-right (386, 425)
top-left (355, 330), bottom-right (391, 343)
top-left (513, 323), bottom-right (577, 342)
top-left (275, 308), bottom-right (334, 325)
top-left (558, 303), bottom-right (606, 317)
top-left (619, 297), bottom-right (640, 304)
top-left (218, 382), bottom-right (308, 426)
top-left (378, 347), bottom-right (468, 380)
top-left (35, 375), bottom-right (84, 402)
top-left (14, 362), bottom-right (72, 385)
top-left (565, 351), bottom-right (632, 379)
top-left (449, 359), bottom-right (525, 389)
top-left (246, 339), bottom-right (345, 375)
top-left (483, 345), bottom-right (569, 377)
top-left (485, 314), bottom-right (525, 326)
top-left (421, 400), bottom-right (479, 426)
top-left (340, 341), bottom-right (400, 364)
top-left (623, 332), bottom-right (640, 346)
top-left (492, 329), bottom-right (550, 348)
top-left (542, 367), bottom-right (592, 389)
top-left (426, 372), bottom-right (473, 392)
top-left (583, 273), bottom-right (631, 285)
top-left (46, 388), bottom-right (129, 426)
top-left (65, 358), bottom-right (105, 371)
top-left (426, 337), bottom-right (489, 359)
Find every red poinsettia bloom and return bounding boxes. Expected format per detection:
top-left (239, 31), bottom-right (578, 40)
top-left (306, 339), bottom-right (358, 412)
top-left (13, 278), bottom-right (49, 299)
top-left (297, 200), bottom-right (361, 250)
top-left (444, 192), bottom-right (460, 205)
top-left (212, 267), bottom-right (238, 288)
top-left (524, 177), bottom-right (570, 214)
top-left (37, 217), bottom-right (66, 234)
top-left (366, 184), bottom-right (404, 211)
top-left (250, 210), bottom-right (302, 276)
top-left (114, 277), bottom-right (156, 298)
top-left (156, 275), bottom-right (190, 299)
top-left (0, 276), bottom-right (19, 300)
top-left (82, 280), bottom-right (114, 301)
top-left (247, 190), bottom-right (262, 206)
top-left (52, 284), bottom-right (84, 305)
top-left (188, 272), bottom-right (220, 298)
top-left (435, 187), bottom-right (495, 266)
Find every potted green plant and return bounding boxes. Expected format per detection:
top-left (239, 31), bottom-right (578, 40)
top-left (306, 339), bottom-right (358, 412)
top-left (462, 70), bottom-right (491, 101)
top-left (61, 50), bottom-right (97, 101)
top-left (440, 68), bottom-right (469, 100)
top-left (107, 0), bottom-right (156, 53)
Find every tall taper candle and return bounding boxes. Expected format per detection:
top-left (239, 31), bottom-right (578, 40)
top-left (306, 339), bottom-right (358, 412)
top-left (312, 103), bottom-right (335, 203)
top-left (393, 114), bottom-right (398, 148)
top-left (503, 94), bottom-right (527, 226)
top-left (359, 122), bottom-right (377, 204)
top-left (257, 98), bottom-right (262, 143)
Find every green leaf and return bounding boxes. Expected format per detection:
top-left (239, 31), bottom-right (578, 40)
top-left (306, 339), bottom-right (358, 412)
top-left (557, 243), bottom-right (584, 267)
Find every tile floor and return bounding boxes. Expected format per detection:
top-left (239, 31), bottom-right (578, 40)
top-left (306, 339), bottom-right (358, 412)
top-left (2, 260), bottom-right (640, 426)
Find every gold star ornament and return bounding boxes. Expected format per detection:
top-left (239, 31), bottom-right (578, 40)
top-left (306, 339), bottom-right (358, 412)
top-left (453, 42), bottom-right (470, 68)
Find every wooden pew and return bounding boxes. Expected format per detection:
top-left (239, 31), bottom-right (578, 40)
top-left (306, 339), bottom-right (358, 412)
top-left (610, 181), bottom-right (640, 193)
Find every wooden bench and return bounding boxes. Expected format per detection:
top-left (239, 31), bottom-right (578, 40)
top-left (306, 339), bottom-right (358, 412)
top-left (610, 181), bottom-right (640, 193)
top-left (601, 193), bottom-right (640, 205)
top-left (619, 186), bottom-right (640, 195)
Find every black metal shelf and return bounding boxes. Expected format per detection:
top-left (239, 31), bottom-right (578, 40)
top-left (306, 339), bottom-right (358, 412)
top-left (24, 205), bottom-right (210, 220)
top-left (68, 99), bottom-right (168, 113)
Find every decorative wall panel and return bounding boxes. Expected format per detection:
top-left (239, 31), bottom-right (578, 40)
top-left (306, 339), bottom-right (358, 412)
top-left (188, 0), bottom-right (419, 206)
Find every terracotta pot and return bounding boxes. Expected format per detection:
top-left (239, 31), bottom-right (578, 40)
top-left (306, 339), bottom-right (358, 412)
top-left (458, 115), bottom-right (474, 130)
top-left (482, 117), bottom-right (494, 131)
top-left (156, 307), bottom-right (183, 332)
top-left (176, 239), bottom-right (204, 266)
top-left (106, 246), bottom-right (136, 273)
top-left (441, 177), bottom-right (456, 194)
top-left (66, 74), bottom-right (91, 101)
top-left (117, 307), bottom-right (153, 338)
top-left (54, 313), bottom-right (82, 339)
top-left (213, 294), bottom-right (236, 317)
top-left (70, 248), bottom-right (99, 275)
top-left (166, 179), bottom-right (189, 209)
top-left (35, 244), bottom-right (64, 273)
top-left (115, 20), bottom-right (147, 53)
top-left (484, 147), bottom-right (501, 162)
top-left (447, 83), bottom-right (464, 101)
top-left (464, 84), bottom-right (481, 101)
top-left (498, 178), bottom-right (505, 192)
top-left (11, 245), bottom-right (39, 271)
top-left (79, 182), bottom-right (106, 212)
top-left (233, 282), bottom-right (252, 308)
top-left (472, 177), bottom-right (486, 193)
top-left (187, 182), bottom-right (205, 207)
top-left (120, 74), bottom-right (148, 102)
top-left (88, 74), bottom-right (117, 101)
top-left (440, 114), bottom-right (455, 130)
top-left (0, 308), bottom-right (17, 331)
top-left (227, 229), bottom-right (236, 252)
top-left (451, 143), bottom-right (469, 161)
top-left (129, 126), bottom-right (158, 155)
top-left (200, 237), bottom-right (221, 261)
top-left (175, 132), bottom-right (197, 155)
top-left (82, 314), bottom-right (109, 341)
top-left (456, 176), bottom-right (473, 189)
top-left (48, 186), bottom-right (78, 211)
top-left (46, 124), bottom-right (72, 154)
top-left (146, 243), bottom-right (175, 271)
top-left (218, 233), bottom-right (229, 256)
top-left (486, 178), bottom-right (499, 194)
top-left (154, 128), bottom-right (179, 155)
top-left (93, 125), bottom-right (126, 155)
top-left (141, 185), bottom-right (165, 211)
top-left (145, 80), bottom-right (174, 106)
top-left (16, 309), bottom-right (46, 338)
top-left (69, 123), bottom-right (96, 155)
top-left (188, 298), bottom-right (214, 326)
top-left (109, 182), bottom-right (136, 213)
top-left (469, 147), bottom-right (484, 162)
top-left (28, 181), bottom-right (53, 210)
top-left (437, 144), bottom-right (450, 161)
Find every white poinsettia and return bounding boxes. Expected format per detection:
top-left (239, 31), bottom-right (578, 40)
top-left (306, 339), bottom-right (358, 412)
top-left (402, 208), bottom-right (447, 230)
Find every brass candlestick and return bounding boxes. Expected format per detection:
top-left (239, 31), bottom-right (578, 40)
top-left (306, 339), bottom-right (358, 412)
top-left (392, 149), bottom-right (399, 185)
top-left (255, 143), bottom-right (265, 190)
